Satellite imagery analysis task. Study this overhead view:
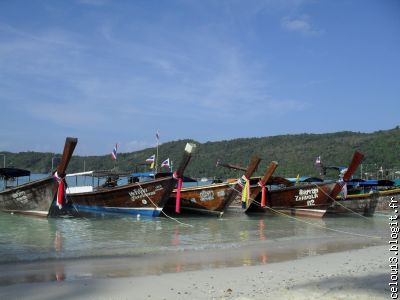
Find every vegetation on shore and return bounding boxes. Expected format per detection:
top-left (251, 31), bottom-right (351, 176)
top-left (1, 127), bottom-right (399, 180)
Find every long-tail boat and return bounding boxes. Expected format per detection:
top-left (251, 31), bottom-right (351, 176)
top-left (163, 156), bottom-right (261, 216)
top-left (63, 143), bottom-right (195, 218)
top-left (326, 179), bottom-right (400, 216)
top-left (0, 137), bottom-right (78, 217)
top-left (231, 151), bottom-right (364, 218)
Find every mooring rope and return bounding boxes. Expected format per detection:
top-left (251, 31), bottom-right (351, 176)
top-left (230, 186), bottom-right (383, 240)
top-left (65, 186), bottom-right (90, 220)
top-left (136, 182), bottom-right (193, 227)
top-left (311, 183), bottom-right (372, 221)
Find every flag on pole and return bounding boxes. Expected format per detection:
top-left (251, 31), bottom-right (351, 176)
top-left (111, 144), bottom-right (118, 160)
top-left (315, 156), bottom-right (321, 165)
top-left (146, 154), bottom-right (155, 169)
top-left (156, 130), bottom-right (160, 142)
top-left (161, 158), bottom-right (170, 169)
top-left (146, 154), bottom-right (155, 162)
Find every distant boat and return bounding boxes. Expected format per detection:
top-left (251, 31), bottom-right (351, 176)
top-left (0, 137), bottom-right (78, 217)
top-left (164, 156), bottom-right (262, 216)
top-left (242, 151), bottom-right (365, 218)
top-left (61, 143), bottom-right (195, 218)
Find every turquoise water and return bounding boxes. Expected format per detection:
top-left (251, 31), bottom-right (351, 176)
top-left (0, 173), bottom-right (389, 284)
top-left (0, 210), bottom-right (387, 285)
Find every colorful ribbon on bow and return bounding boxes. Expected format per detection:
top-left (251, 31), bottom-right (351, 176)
top-left (240, 175), bottom-right (250, 209)
top-left (53, 171), bottom-right (65, 209)
top-left (258, 180), bottom-right (267, 207)
top-left (173, 171), bottom-right (183, 213)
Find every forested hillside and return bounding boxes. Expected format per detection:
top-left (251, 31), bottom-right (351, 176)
top-left (1, 127), bottom-right (399, 180)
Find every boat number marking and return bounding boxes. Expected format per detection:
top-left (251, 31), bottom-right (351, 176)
top-left (200, 190), bottom-right (214, 202)
top-left (306, 199), bottom-right (315, 206)
top-left (295, 188), bottom-right (318, 202)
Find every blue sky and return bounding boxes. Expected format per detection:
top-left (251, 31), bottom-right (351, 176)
top-left (0, 0), bottom-right (399, 155)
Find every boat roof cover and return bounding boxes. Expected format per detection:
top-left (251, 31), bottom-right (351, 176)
top-left (67, 170), bottom-right (132, 177)
top-left (0, 167), bottom-right (31, 179)
top-left (131, 171), bottom-right (197, 182)
top-left (347, 179), bottom-right (395, 186)
top-left (287, 176), bottom-right (324, 183)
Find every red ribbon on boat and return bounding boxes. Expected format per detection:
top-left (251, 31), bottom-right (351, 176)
top-left (258, 180), bottom-right (267, 207)
top-left (53, 172), bottom-right (65, 209)
top-left (173, 171), bottom-right (182, 213)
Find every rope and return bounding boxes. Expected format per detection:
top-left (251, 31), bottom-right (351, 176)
top-left (136, 182), bottom-right (193, 227)
top-left (230, 186), bottom-right (382, 240)
top-left (311, 183), bottom-right (372, 221)
top-left (65, 186), bottom-right (90, 219)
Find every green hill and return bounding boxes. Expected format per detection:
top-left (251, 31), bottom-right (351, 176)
top-left (1, 127), bottom-right (399, 180)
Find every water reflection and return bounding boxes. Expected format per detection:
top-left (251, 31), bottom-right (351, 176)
top-left (0, 212), bottom-right (386, 286)
top-left (54, 231), bottom-right (65, 281)
top-left (259, 219), bottom-right (266, 241)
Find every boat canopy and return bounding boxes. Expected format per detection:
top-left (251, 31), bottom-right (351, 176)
top-left (0, 168), bottom-right (31, 180)
top-left (287, 176), bottom-right (324, 183)
top-left (130, 171), bottom-right (197, 182)
top-left (347, 179), bottom-right (395, 186)
top-left (131, 172), bottom-right (155, 177)
top-left (67, 170), bottom-right (132, 178)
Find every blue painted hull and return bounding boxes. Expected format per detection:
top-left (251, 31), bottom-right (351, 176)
top-left (62, 203), bottom-right (162, 217)
top-left (60, 177), bottom-right (175, 218)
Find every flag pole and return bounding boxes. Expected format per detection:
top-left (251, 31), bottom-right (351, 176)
top-left (155, 130), bottom-right (160, 175)
top-left (156, 142), bottom-right (159, 174)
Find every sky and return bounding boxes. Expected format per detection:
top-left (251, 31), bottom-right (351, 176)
top-left (0, 0), bottom-right (399, 155)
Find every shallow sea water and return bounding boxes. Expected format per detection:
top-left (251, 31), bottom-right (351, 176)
top-left (0, 209), bottom-right (387, 285)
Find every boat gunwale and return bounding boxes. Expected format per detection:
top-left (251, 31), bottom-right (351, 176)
top-left (67, 176), bottom-right (174, 196)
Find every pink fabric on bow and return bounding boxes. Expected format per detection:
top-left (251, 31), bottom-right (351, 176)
top-left (173, 171), bottom-right (182, 213)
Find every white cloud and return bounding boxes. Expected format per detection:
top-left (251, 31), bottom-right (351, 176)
top-left (281, 15), bottom-right (323, 36)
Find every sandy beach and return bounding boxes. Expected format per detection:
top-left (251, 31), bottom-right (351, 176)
top-left (0, 244), bottom-right (388, 299)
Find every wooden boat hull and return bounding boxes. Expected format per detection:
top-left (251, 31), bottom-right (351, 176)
top-left (246, 182), bottom-right (337, 218)
top-left (326, 193), bottom-right (378, 216)
top-left (64, 177), bottom-right (175, 217)
top-left (326, 188), bottom-right (400, 215)
top-left (242, 152), bottom-right (364, 218)
top-left (166, 182), bottom-right (235, 216)
top-left (0, 177), bottom-right (58, 217)
top-left (375, 188), bottom-right (400, 212)
top-left (164, 155), bottom-right (261, 216)
top-left (0, 137), bottom-right (77, 217)
top-left (61, 142), bottom-right (195, 218)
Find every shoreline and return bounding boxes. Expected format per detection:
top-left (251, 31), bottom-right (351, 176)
top-left (0, 244), bottom-right (388, 299)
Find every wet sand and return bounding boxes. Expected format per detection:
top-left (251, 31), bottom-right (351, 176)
top-left (0, 245), bottom-right (388, 299)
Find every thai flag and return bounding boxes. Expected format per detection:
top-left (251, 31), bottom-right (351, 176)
top-left (111, 144), bottom-right (118, 160)
top-left (146, 154), bottom-right (155, 162)
top-left (161, 158), bottom-right (170, 168)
